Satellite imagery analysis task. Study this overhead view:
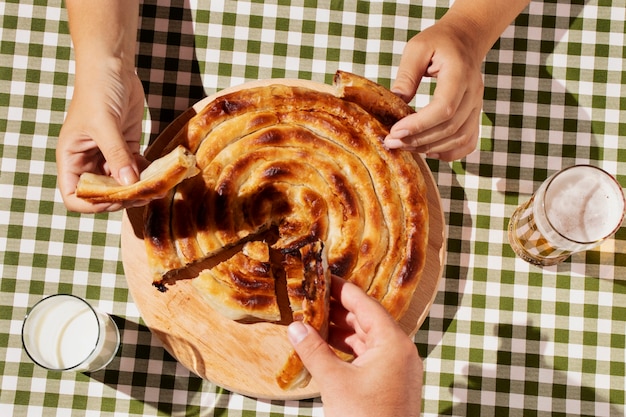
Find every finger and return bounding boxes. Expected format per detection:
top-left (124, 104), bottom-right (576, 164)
top-left (385, 103), bottom-right (459, 149)
top-left (387, 62), bottom-right (469, 147)
top-left (344, 332), bottom-right (368, 357)
top-left (55, 140), bottom-right (112, 213)
top-left (329, 274), bottom-right (348, 300)
top-left (385, 77), bottom-right (481, 155)
top-left (391, 38), bottom-right (433, 103)
top-left (328, 305), bottom-right (368, 352)
top-left (288, 322), bottom-right (346, 380)
top-left (327, 325), bottom-right (356, 355)
top-left (329, 298), bottom-right (350, 329)
top-left (333, 277), bottom-right (382, 318)
top-left (59, 189), bottom-right (123, 213)
top-left (332, 277), bottom-right (395, 335)
top-left (91, 112), bottom-right (140, 186)
top-left (409, 106), bottom-right (481, 160)
top-left (346, 314), bottom-right (368, 349)
top-left (328, 295), bottom-right (362, 355)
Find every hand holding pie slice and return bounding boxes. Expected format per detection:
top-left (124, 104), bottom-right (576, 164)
top-left (75, 145), bottom-right (198, 203)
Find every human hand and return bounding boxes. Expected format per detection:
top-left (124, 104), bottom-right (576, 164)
top-left (56, 59), bottom-right (148, 212)
top-left (385, 20), bottom-right (485, 161)
top-left (288, 276), bottom-right (423, 417)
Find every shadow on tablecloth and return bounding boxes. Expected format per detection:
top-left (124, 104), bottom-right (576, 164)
top-left (440, 322), bottom-right (623, 416)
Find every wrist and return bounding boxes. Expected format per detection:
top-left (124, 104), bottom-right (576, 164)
top-left (66, 0), bottom-right (139, 71)
top-left (71, 56), bottom-right (139, 109)
top-left (438, 11), bottom-right (491, 66)
top-left (441, 0), bottom-right (531, 61)
top-left (74, 53), bottom-right (135, 78)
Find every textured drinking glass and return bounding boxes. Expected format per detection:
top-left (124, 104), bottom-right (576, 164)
top-left (508, 165), bottom-right (625, 266)
top-left (22, 294), bottom-right (120, 372)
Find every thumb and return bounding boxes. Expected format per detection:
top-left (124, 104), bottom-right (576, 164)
top-left (288, 322), bottom-right (343, 381)
top-left (95, 122), bottom-right (139, 186)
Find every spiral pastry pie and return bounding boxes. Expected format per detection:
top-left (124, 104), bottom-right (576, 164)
top-left (142, 71), bottom-right (429, 388)
top-left (144, 72), bottom-right (428, 388)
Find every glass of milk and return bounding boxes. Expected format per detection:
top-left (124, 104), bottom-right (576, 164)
top-left (21, 294), bottom-right (120, 372)
top-left (508, 165), bottom-right (625, 266)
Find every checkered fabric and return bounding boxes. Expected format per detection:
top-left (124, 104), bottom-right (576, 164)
top-left (1, 0), bottom-right (625, 416)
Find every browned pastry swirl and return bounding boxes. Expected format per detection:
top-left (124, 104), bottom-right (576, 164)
top-left (143, 71), bottom-right (428, 322)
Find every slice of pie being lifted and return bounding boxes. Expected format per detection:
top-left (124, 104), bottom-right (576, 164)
top-left (276, 240), bottom-right (330, 390)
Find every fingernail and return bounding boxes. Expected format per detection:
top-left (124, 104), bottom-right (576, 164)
top-left (384, 137), bottom-right (404, 149)
top-left (427, 153), bottom-right (440, 159)
top-left (118, 166), bottom-right (137, 186)
top-left (288, 321), bottom-right (309, 345)
top-left (390, 88), bottom-right (408, 101)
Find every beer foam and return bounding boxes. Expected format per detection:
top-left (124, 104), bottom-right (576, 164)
top-left (544, 166), bottom-right (624, 243)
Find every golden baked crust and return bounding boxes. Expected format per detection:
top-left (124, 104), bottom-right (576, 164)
top-left (76, 145), bottom-right (198, 203)
top-left (191, 241), bottom-right (280, 322)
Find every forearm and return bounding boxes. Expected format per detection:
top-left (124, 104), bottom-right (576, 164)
top-left (66, 0), bottom-right (140, 70)
top-left (441, 0), bottom-right (532, 60)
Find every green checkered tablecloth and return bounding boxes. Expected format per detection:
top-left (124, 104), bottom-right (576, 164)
top-left (2, 0), bottom-right (625, 415)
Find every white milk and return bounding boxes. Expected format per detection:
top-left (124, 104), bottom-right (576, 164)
top-left (22, 295), bottom-right (120, 372)
top-left (534, 165), bottom-right (625, 250)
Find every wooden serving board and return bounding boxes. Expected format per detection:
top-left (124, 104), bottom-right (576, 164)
top-left (121, 79), bottom-right (446, 400)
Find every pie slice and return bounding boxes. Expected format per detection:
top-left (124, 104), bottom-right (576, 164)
top-left (191, 241), bottom-right (281, 322)
top-left (76, 145), bottom-right (198, 203)
top-left (276, 240), bottom-right (330, 390)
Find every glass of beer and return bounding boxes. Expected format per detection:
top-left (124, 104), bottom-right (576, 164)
top-left (21, 294), bottom-right (120, 372)
top-left (508, 165), bottom-right (625, 266)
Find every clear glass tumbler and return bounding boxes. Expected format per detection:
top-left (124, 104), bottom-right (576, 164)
top-left (508, 165), bottom-right (625, 266)
top-left (22, 294), bottom-right (120, 372)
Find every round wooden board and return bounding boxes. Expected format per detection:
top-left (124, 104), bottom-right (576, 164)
top-left (121, 79), bottom-right (446, 400)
